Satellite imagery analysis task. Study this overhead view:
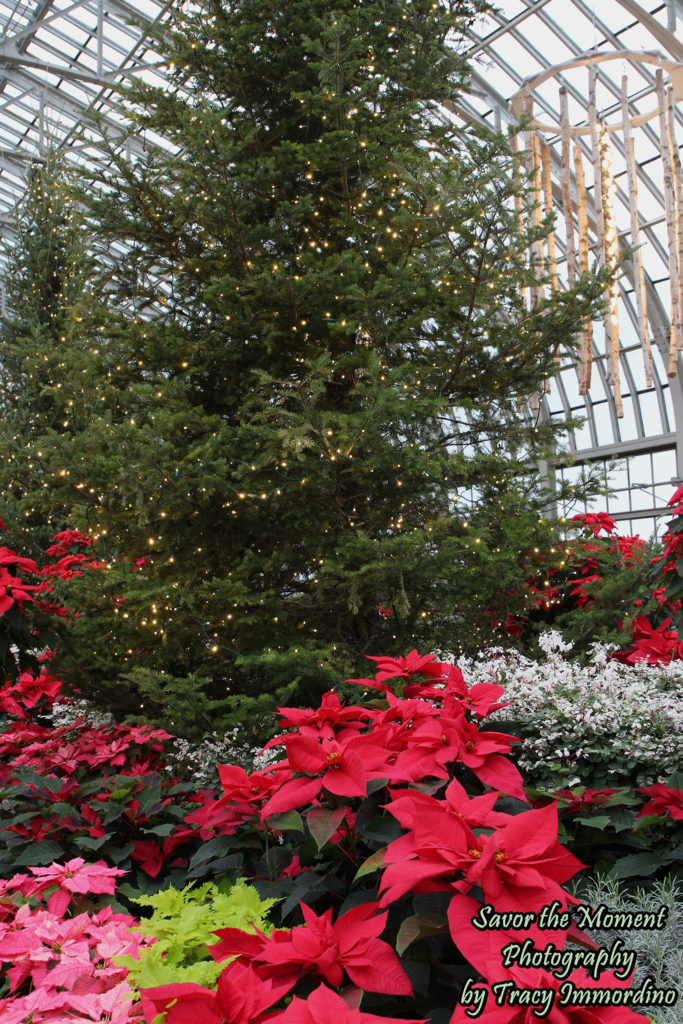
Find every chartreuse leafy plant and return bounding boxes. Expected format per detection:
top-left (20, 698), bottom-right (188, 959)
top-left (115, 879), bottom-right (277, 989)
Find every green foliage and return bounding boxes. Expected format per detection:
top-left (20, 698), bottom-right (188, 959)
top-left (551, 545), bottom-right (661, 657)
top-left (0, 151), bottom-right (101, 554)
top-left (116, 879), bottom-right (276, 989)
top-left (651, 496), bottom-right (683, 634)
top-left (0, 1), bottom-right (606, 736)
top-left (545, 779), bottom-right (683, 885)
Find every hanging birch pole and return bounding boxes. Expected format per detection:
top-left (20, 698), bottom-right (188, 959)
top-left (586, 72), bottom-right (621, 415)
top-left (621, 75), bottom-right (652, 386)
top-left (588, 66), bottom-right (613, 380)
top-left (510, 132), bottom-right (529, 311)
top-left (523, 94), bottom-right (544, 307)
top-left (541, 141), bottom-right (559, 291)
top-left (656, 68), bottom-right (682, 376)
top-left (559, 85), bottom-right (577, 283)
top-left (574, 143), bottom-right (593, 393)
top-left (541, 141), bottom-right (560, 388)
top-left (667, 84), bottom-right (683, 369)
top-left (599, 126), bottom-right (623, 417)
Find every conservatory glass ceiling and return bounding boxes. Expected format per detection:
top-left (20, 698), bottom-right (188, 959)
top-left (0, 0), bottom-right (681, 538)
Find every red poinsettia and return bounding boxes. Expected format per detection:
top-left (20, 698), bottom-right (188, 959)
top-left (0, 568), bottom-right (37, 614)
top-left (0, 547), bottom-right (40, 575)
top-left (380, 798), bottom-right (584, 914)
top-left (636, 783), bottom-right (683, 821)
top-left (140, 959), bottom-right (293, 1024)
top-left (261, 735), bottom-right (367, 818)
top-left (210, 901), bottom-right (412, 997)
top-left (348, 650), bottom-right (446, 694)
top-left (455, 716), bottom-right (526, 802)
top-left (571, 512), bottom-right (617, 537)
top-left (268, 692), bottom-right (373, 744)
top-left (269, 984), bottom-right (426, 1024)
top-left (458, 803), bottom-right (586, 914)
top-left (612, 616), bottom-right (682, 665)
top-left (0, 669), bottom-right (62, 719)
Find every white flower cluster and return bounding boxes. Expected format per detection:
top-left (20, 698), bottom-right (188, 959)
top-left (162, 729), bottom-right (279, 787)
top-left (50, 698), bottom-right (115, 730)
top-left (456, 633), bottom-right (683, 790)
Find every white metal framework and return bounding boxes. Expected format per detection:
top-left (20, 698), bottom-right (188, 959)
top-left (0, 0), bottom-right (680, 536)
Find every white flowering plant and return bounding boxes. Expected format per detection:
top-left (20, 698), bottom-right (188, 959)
top-left (459, 631), bottom-right (683, 791)
top-left (452, 632), bottom-right (683, 883)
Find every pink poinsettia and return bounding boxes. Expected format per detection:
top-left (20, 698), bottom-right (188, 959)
top-left (0, 873), bottom-right (147, 1022)
top-left (0, 985), bottom-right (75, 1023)
top-left (27, 858), bottom-right (125, 916)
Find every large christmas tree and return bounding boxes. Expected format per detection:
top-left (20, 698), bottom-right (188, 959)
top-left (0, 0), bottom-right (603, 737)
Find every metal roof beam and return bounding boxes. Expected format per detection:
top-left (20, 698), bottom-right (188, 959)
top-left (467, 0), bottom-right (555, 57)
top-left (2, 0), bottom-right (147, 50)
top-left (614, 0), bottom-right (683, 62)
top-left (0, 45), bottom-right (158, 87)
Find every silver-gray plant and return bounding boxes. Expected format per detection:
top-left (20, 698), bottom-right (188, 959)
top-left (573, 875), bottom-right (683, 1024)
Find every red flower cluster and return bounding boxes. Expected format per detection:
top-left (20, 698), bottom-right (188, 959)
top-left (209, 901), bottom-right (412, 996)
top-left (0, 668), bottom-right (61, 719)
top-left (636, 783), bottom-right (683, 821)
top-left (611, 616), bottom-right (683, 665)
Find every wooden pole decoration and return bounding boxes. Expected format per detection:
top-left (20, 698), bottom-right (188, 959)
top-left (509, 132), bottom-right (529, 312)
top-left (667, 84), bottom-right (683, 370)
top-left (523, 94), bottom-right (545, 308)
top-left (599, 124), bottom-right (623, 418)
top-left (559, 86), bottom-right (577, 284)
top-left (656, 68), bottom-right (683, 377)
top-left (621, 75), bottom-right (652, 387)
top-left (574, 142), bottom-right (593, 394)
top-left (512, 56), bottom-right (683, 411)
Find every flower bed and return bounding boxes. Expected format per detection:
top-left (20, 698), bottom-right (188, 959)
top-left (1, 650), bottom-right (682, 1022)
